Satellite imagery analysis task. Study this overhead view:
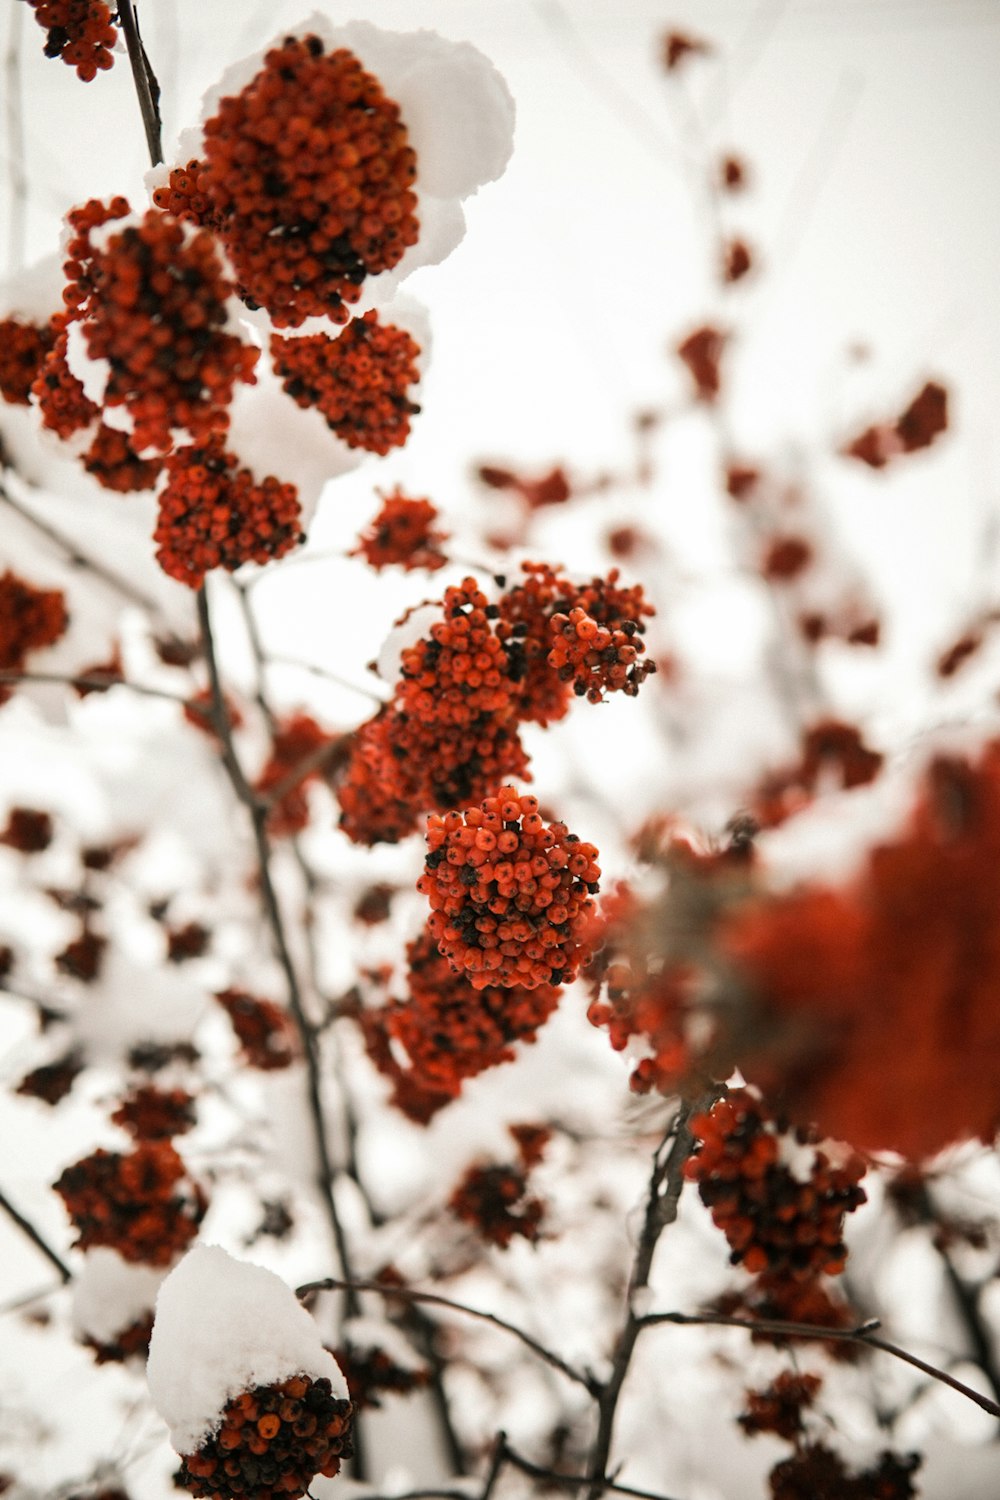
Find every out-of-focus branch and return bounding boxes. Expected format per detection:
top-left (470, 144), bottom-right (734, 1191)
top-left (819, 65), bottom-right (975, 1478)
top-left (0, 668), bottom-right (186, 704)
top-left (0, 1184), bottom-right (72, 1283)
top-left (500, 1433), bottom-right (685, 1500)
top-left (0, 476), bottom-right (167, 618)
top-left (640, 1309), bottom-right (1000, 1421)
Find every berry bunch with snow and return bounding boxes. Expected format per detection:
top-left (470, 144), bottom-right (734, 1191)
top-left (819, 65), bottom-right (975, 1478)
top-left (147, 1247), bottom-right (353, 1500)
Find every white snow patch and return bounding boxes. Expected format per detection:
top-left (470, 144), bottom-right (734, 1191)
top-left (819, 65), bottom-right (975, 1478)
top-left (72, 1248), bottom-right (165, 1346)
top-left (147, 1244), bottom-right (348, 1453)
top-left (376, 602), bottom-right (440, 684)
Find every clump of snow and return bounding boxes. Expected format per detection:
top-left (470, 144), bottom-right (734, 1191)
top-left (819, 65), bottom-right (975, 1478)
top-left (147, 1244), bottom-right (347, 1454)
top-left (71, 1248), bottom-right (165, 1346)
top-left (74, 949), bottom-right (206, 1064)
top-left (341, 1315), bottom-right (426, 1374)
top-left (375, 602), bottom-right (441, 684)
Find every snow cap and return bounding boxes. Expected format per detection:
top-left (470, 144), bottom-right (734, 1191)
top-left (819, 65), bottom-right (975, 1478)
top-left (147, 1244), bottom-right (347, 1453)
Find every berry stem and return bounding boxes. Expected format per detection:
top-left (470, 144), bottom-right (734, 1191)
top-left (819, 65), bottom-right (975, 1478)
top-left (116, 0), bottom-right (163, 166)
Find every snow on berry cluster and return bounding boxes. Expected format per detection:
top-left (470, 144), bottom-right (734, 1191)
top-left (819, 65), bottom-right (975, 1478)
top-left (147, 1247), bottom-right (353, 1498)
top-left (419, 787), bottom-right (601, 991)
top-left (684, 1088), bottom-right (867, 1279)
top-left (175, 34), bottom-right (420, 328)
top-left (27, 0), bottom-right (117, 81)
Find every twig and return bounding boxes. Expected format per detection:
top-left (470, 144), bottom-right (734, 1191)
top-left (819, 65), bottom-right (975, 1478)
top-left (296, 1276), bottom-right (598, 1394)
top-left (196, 587), bottom-right (355, 1293)
top-left (0, 669), bottom-right (186, 704)
top-left (116, 0), bottom-right (163, 167)
top-left (583, 1100), bottom-right (704, 1498)
top-left (264, 652), bottom-right (389, 705)
top-left (640, 1310), bottom-right (1000, 1422)
top-left (0, 477), bottom-right (167, 618)
top-left (0, 1184), bottom-right (72, 1283)
top-left (502, 1438), bottom-right (685, 1500)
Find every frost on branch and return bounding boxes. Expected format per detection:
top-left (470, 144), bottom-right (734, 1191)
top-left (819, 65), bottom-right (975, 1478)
top-left (147, 1246), bottom-right (352, 1496)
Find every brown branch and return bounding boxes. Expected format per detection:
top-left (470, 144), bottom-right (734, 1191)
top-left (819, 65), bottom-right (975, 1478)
top-left (501, 1436), bottom-right (685, 1500)
top-left (296, 1276), bottom-right (598, 1394)
top-left (640, 1310), bottom-right (1000, 1422)
top-left (116, 0), bottom-right (163, 167)
top-left (196, 587), bottom-right (356, 1295)
top-left (0, 669), bottom-right (186, 704)
top-left (583, 1100), bottom-right (704, 1499)
top-left (0, 1185), bottom-right (72, 1283)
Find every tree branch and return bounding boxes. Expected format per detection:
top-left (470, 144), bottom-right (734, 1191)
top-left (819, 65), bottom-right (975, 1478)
top-left (640, 1310), bottom-right (1000, 1422)
top-left (583, 1100), bottom-right (703, 1498)
top-left (0, 1185), bottom-right (72, 1283)
top-left (196, 587), bottom-right (355, 1294)
top-left (296, 1276), bottom-right (598, 1394)
top-left (116, 0), bottom-right (163, 167)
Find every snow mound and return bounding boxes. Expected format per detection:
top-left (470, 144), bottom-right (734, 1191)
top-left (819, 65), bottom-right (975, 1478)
top-left (147, 1244), bottom-right (347, 1454)
top-left (72, 1248), bottom-right (165, 1346)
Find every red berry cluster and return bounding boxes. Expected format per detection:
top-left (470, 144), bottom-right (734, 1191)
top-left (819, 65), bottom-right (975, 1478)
top-left (55, 926), bottom-right (106, 982)
top-left (351, 489), bottom-right (448, 571)
top-left (61, 194), bottom-right (132, 319)
top-left (355, 1010), bottom-right (455, 1124)
top-left (255, 713), bottom-right (344, 836)
top-left (215, 988), bottom-right (298, 1070)
top-left (70, 206), bottom-right (258, 453)
top-left (754, 718), bottom-right (884, 829)
top-left (497, 562), bottom-right (656, 721)
top-left (177, 1376), bottom-right (353, 1500)
top-left (449, 1160), bottom-right (545, 1248)
top-left (584, 884), bottom-right (695, 1096)
top-left (27, 0), bottom-right (116, 81)
top-left (548, 604), bottom-right (654, 704)
top-left (81, 423), bottom-right (164, 493)
top-left (16, 1051), bottom-right (84, 1106)
top-left (189, 34), bottom-right (419, 328)
top-left (152, 160), bottom-right (222, 233)
top-left (0, 807), bottom-right (54, 853)
top-left (32, 323), bottom-right (98, 438)
top-left (769, 1446), bottom-right (919, 1500)
top-left (685, 1089), bottom-right (867, 1279)
top-left (0, 570), bottom-right (69, 705)
top-left (419, 787), bottom-right (601, 990)
top-left (154, 436), bottom-right (303, 589)
top-left (339, 580), bottom-right (529, 845)
top-left (164, 920), bottom-right (212, 963)
top-left (333, 1339), bottom-right (430, 1410)
top-left (738, 1371), bottom-right (822, 1440)
top-left (86, 1313), bottom-right (155, 1366)
top-left (271, 313), bottom-right (421, 453)
top-left (366, 926), bottom-right (561, 1108)
top-left (54, 1140), bottom-right (207, 1265)
top-left (110, 1085), bottom-right (196, 1140)
top-left (0, 317), bottom-right (55, 404)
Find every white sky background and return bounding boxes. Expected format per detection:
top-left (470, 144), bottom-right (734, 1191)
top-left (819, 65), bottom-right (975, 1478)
top-left (2, 3), bottom-right (1000, 1495)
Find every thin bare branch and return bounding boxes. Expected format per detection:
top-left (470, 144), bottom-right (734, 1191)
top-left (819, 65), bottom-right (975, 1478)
top-left (196, 587), bottom-right (356, 1294)
top-left (0, 477), bottom-right (167, 618)
top-left (0, 1184), bottom-right (72, 1283)
top-left (640, 1310), bottom-right (1000, 1422)
top-left (583, 1100), bottom-right (706, 1498)
top-left (502, 1437), bottom-right (685, 1500)
top-left (116, 0), bottom-right (163, 167)
top-left (296, 1276), bottom-right (598, 1394)
top-left (4, 0), bottom-right (27, 274)
top-left (0, 669), bottom-right (186, 704)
